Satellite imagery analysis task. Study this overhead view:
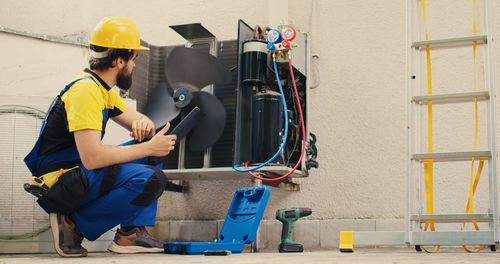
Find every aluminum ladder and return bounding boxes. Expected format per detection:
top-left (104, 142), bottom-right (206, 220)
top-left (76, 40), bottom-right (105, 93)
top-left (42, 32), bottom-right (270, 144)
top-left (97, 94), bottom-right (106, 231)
top-left (405, 0), bottom-right (498, 251)
top-left (339, 0), bottom-right (498, 252)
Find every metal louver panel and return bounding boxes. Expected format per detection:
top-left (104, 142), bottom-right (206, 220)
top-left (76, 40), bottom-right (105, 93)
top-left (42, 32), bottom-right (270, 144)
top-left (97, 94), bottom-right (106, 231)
top-left (211, 40), bottom-right (238, 167)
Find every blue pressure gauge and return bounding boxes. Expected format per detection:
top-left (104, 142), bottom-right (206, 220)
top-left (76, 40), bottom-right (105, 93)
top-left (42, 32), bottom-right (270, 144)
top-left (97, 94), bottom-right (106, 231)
top-left (266, 29), bottom-right (282, 44)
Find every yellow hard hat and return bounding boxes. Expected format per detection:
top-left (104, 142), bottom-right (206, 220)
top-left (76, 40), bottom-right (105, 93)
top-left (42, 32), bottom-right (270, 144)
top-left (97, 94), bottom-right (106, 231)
top-left (89, 16), bottom-right (149, 50)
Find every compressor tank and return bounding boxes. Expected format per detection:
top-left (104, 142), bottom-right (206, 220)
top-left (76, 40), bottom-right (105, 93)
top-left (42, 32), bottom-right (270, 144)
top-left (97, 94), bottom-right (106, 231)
top-left (251, 91), bottom-right (284, 163)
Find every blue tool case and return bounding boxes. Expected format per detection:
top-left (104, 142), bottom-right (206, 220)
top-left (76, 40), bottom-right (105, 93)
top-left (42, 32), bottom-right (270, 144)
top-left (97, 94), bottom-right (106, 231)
top-left (164, 186), bottom-right (271, 254)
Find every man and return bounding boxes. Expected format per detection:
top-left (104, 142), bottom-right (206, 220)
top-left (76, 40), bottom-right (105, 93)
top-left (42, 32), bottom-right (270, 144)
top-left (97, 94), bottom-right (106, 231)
top-left (24, 17), bottom-right (176, 257)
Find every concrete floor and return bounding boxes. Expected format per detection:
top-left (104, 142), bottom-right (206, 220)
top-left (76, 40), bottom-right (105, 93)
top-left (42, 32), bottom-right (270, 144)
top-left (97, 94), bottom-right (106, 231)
top-left (1, 249), bottom-right (500, 264)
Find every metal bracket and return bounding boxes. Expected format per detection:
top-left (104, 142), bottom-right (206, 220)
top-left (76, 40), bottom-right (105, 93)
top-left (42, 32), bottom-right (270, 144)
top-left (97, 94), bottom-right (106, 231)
top-left (256, 178), bottom-right (300, 192)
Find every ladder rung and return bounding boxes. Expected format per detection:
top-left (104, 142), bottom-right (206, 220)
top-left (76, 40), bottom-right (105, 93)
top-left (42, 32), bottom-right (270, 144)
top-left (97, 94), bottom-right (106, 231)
top-left (411, 231), bottom-right (494, 246)
top-left (412, 35), bottom-right (488, 48)
top-left (411, 214), bottom-right (493, 223)
top-left (412, 151), bottom-right (491, 162)
top-left (412, 91), bottom-right (489, 104)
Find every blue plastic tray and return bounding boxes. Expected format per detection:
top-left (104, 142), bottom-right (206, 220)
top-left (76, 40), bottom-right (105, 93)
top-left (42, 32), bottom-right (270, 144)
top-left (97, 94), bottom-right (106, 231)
top-left (164, 186), bottom-right (271, 254)
top-left (164, 241), bottom-right (244, 255)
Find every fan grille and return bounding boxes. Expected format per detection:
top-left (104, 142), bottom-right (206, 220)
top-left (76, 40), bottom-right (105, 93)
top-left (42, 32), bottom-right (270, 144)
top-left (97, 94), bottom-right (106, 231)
top-left (0, 105), bottom-right (49, 239)
top-left (130, 41), bottom-right (238, 169)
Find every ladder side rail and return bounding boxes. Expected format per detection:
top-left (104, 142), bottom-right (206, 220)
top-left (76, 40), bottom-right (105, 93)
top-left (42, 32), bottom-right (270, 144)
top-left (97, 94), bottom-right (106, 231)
top-left (405, 0), bottom-right (414, 245)
top-left (483, 0), bottom-right (499, 244)
top-left (415, 0), bottom-right (426, 235)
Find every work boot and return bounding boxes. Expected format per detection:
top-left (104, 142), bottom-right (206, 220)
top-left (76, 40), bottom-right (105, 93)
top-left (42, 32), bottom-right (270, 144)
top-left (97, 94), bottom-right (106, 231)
top-left (49, 213), bottom-right (88, 257)
top-left (108, 226), bottom-right (164, 253)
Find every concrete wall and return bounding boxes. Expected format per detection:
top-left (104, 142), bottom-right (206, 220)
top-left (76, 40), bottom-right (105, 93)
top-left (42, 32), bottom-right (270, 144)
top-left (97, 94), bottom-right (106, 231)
top-left (1, 0), bottom-right (500, 250)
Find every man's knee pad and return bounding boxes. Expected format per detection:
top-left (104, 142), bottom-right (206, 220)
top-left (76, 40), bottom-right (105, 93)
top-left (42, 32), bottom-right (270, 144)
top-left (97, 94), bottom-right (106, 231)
top-left (130, 166), bottom-right (167, 206)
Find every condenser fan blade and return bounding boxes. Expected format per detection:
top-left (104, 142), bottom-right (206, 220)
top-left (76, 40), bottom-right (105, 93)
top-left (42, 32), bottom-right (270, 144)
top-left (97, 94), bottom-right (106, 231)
top-left (165, 47), bottom-right (232, 91)
top-left (144, 82), bottom-right (181, 129)
top-left (187, 91), bottom-right (226, 152)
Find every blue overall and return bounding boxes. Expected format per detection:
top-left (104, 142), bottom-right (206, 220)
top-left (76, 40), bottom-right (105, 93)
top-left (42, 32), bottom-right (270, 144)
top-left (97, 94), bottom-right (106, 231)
top-left (24, 77), bottom-right (166, 241)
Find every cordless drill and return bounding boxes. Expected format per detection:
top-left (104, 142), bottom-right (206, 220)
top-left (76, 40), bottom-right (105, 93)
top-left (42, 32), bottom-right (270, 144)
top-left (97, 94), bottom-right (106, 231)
top-left (276, 207), bottom-right (312, 253)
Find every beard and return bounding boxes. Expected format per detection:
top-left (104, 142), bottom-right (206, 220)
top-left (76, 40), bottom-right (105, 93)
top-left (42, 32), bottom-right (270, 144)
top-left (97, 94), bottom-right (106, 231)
top-left (116, 68), bottom-right (133, 90)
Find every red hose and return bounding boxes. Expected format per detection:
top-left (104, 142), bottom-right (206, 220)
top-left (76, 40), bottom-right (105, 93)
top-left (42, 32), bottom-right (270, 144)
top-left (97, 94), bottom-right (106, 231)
top-left (247, 58), bottom-right (306, 182)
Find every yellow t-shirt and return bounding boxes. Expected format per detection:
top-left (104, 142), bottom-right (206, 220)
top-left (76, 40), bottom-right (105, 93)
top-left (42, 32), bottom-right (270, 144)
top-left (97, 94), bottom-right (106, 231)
top-left (38, 68), bottom-right (128, 156)
top-left (61, 70), bottom-right (128, 132)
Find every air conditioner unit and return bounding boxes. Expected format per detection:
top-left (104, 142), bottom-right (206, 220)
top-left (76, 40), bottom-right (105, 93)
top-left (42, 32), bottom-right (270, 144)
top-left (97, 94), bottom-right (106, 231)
top-left (131, 20), bottom-right (317, 184)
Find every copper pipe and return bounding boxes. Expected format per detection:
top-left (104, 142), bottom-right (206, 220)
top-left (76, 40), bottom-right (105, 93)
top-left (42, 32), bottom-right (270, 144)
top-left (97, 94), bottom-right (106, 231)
top-left (261, 26), bottom-right (271, 40)
top-left (253, 25), bottom-right (262, 40)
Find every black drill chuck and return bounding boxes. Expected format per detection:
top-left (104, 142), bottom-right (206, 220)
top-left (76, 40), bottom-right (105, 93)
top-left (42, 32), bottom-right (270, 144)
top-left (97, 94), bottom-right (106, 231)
top-left (299, 208), bottom-right (312, 218)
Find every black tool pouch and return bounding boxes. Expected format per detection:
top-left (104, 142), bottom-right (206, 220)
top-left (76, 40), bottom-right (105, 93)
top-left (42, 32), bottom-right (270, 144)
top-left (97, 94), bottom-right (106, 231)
top-left (37, 167), bottom-right (88, 214)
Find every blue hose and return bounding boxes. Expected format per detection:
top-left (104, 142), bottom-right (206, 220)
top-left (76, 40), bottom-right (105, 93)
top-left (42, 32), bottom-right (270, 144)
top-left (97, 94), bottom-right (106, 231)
top-left (233, 59), bottom-right (289, 172)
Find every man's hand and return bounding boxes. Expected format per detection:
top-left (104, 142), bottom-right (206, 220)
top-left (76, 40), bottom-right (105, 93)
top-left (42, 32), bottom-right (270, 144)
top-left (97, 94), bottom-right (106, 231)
top-left (130, 116), bottom-right (155, 142)
top-left (147, 123), bottom-right (177, 157)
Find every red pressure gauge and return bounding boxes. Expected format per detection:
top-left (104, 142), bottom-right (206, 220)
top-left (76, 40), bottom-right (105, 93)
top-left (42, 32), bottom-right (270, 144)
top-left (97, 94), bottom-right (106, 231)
top-left (281, 26), bottom-right (297, 41)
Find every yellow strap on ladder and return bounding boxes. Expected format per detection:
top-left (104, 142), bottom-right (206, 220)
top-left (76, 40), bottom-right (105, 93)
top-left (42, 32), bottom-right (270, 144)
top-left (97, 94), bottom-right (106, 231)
top-left (420, 0), bottom-right (440, 253)
top-left (462, 0), bottom-right (486, 253)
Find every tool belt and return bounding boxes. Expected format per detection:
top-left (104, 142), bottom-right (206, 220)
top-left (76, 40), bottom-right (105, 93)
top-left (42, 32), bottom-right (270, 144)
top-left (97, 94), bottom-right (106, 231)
top-left (24, 163), bottom-right (88, 214)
